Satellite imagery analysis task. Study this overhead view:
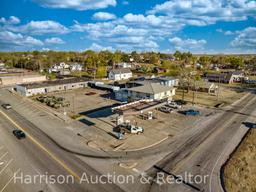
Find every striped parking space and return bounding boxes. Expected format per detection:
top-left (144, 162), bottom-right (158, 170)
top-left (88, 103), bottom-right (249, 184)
top-left (0, 145), bottom-right (49, 192)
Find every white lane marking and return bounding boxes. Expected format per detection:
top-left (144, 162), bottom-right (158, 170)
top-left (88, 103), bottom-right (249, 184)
top-left (0, 152), bottom-right (8, 160)
top-left (0, 159), bottom-right (13, 175)
top-left (209, 146), bottom-right (226, 192)
top-left (132, 168), bottom-right (140, 173)
top-left (209, 128), bottom-right (241, 192)
top-left (0, 169), bottom-right (20, 192)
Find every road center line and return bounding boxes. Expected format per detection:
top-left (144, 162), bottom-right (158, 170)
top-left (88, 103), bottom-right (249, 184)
top-left (0, 110), bottom-right (81, 181)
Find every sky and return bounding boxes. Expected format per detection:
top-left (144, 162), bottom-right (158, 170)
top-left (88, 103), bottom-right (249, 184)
top-left (0, 0), bottom-right (255, 53)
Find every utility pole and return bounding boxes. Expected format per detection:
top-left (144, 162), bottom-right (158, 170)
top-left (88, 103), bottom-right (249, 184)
top-left (217, 75), bottom-right (220, 101)
top-left (192, 79), bottom-right (196, 105)
top-left (73, 94), bottom-right (75, 114)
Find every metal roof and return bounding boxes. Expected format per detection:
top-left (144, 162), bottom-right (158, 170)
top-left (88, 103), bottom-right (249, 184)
top-left (17, 77), bottom-right (89, 89)
top-left (128, 83), bottom-right (174, 94)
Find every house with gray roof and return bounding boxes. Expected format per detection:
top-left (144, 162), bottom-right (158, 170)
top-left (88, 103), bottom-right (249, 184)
top-left (108, 68), bottom-right (132, 81)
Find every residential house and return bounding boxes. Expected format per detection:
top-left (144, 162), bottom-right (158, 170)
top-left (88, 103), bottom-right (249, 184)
top-left (205, 71), bottom-right (246, 84)
top-left (108, 68), bottom-right (132, 81)
top-left (205, 73), bottom-right (233, 84)
top-left (231, 71), bottom-right (245, 82)
top-left (0, 63), bottom-right (6, 72)
top-left (0, 62), bottom-right (5, 68)
top-left (194, 81), bottom-right (218, 94)
top-left (153, 66), bottom-right (169, 74)
top-left (48, 62), bottom-right (70, 73)
top-left (116, 62), bottom-right (132, 69)
top-left (70, 63), bottom-right (83, 71)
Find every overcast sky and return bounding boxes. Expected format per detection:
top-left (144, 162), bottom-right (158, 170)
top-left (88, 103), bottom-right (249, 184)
top-left (0, 0), bottom-right (255, 53)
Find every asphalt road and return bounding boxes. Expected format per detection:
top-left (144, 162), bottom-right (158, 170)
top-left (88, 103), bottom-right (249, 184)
top-left (143, 92), bottom-right (256, 192)
top-left (0, 88), bottom-right (255, 192)
top-left (0, 108), bottom-right (124, 192)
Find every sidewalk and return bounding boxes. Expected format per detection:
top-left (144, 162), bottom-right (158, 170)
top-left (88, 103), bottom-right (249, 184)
top-left (0, 89), bottom-right (172, 158)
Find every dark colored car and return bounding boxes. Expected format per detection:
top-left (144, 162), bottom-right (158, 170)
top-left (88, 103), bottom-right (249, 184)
top-left (13, 130), bottom-right (26, 139)
top-left (1, 103), bottom-right (12, 109)
top-left (175, 100), bottom-right (187, 105)
top-left (242, 122), bottom-right (256, 128)
top-left (184, 109), bottom-right (200, 116)
top-left (85, 92), bottom-right (96, 95)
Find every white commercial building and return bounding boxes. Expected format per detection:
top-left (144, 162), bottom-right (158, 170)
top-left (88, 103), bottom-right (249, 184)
top-left (128, 76), bottom-right (179, 88)
top-left (15, 78), bottom-right (88, 97)
top-left (0, 74), bottom-right (46, 86)
top-left (127, 83), bottom-right (176, 101)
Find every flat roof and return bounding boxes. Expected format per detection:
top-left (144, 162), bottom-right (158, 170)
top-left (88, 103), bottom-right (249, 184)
top-left (17, 77), bottom-right (89, 89)
top-left (0, 74), bottom-right (45, 79)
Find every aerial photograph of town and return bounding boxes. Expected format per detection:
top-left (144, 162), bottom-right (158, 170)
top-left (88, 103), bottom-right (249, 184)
top-left (0, 0), bottom-right (255, 192)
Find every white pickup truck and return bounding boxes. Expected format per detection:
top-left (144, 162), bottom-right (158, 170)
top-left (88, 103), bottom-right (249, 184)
top-left (118, 124), bottom-right (144, 134)
top-left (128, 125), bottom-right (144, 134)
top-left (166, 101), bottom-right (181, 109)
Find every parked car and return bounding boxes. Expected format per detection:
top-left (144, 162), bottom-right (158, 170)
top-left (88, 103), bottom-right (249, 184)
top-left (13, 129), bottom-right (26, 139)
top-left (175, 100), bottom-right (187, 105)
top-left (159, 106), bottom-right (173, 113)
top-left (242, 122), bottom-right (256, 128)
top-left (85, 92), bottom-right (96, 96)
top-left (1, 103), bottom-right (12, 109)
top-left (167, 101), bottom-right (181, 109)
top-left (184, 109), bottom-right (200, 116)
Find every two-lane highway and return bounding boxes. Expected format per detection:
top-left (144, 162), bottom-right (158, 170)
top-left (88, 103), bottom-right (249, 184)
top-left (144, 92), bottom-right (256, 192)
top-left (0, 107), bottom-right (124, 192)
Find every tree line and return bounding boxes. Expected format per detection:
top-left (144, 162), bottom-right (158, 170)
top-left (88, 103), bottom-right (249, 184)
top-left (0, 50), bottom-right (255, 72)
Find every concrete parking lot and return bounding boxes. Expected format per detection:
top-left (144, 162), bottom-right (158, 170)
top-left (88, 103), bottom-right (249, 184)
top-left (29, 88), bottom-right (217, 152)
top-left (46, 88), bottom-right (118, 115)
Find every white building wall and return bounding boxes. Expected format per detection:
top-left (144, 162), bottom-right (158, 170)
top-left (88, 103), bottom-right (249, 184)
top-left (23, 76), bottom-right (46, 83)
top-left (26, 88), bottom-right (46, 96)
top-left (109, 72), bottom-right (132, 81)
top-left (128, 89), bottom-right (175, 101)
top-left (16, 82), bottom-right (88, 97)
